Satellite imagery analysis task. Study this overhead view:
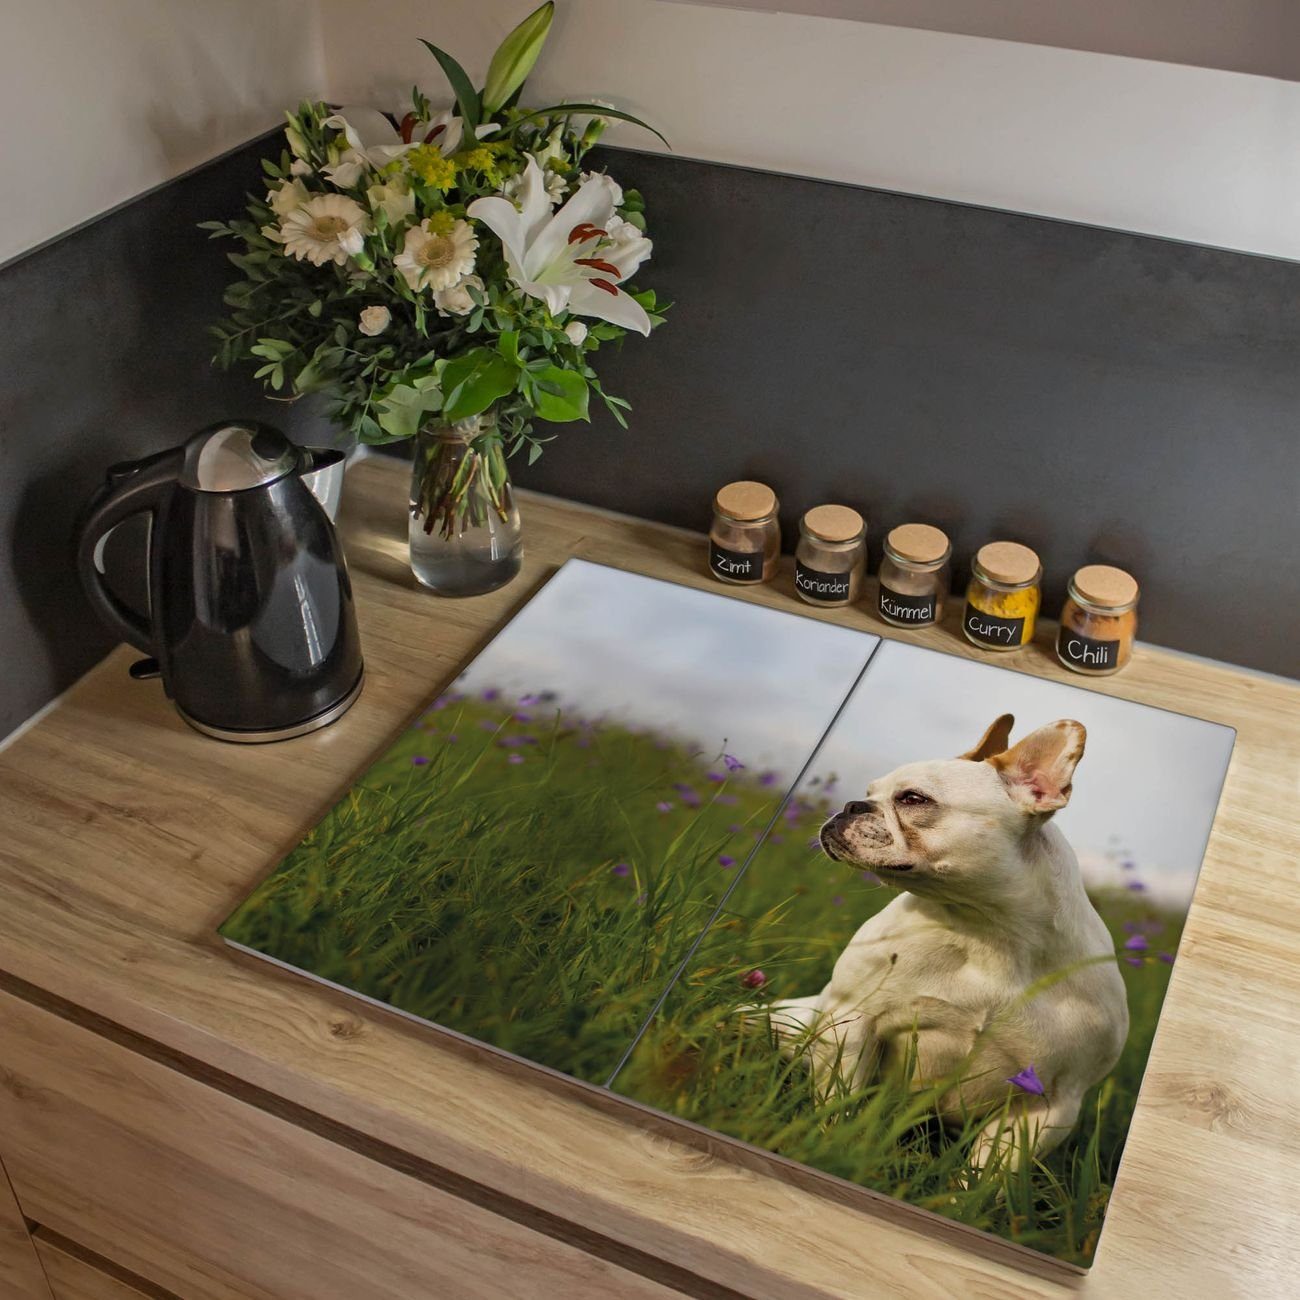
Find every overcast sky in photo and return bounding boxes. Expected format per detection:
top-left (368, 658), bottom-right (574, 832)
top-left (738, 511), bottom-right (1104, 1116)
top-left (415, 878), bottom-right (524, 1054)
top-left (456, 559), bottom-right (877, 772)
top-left (456, 561), bottom-right (1233, 910)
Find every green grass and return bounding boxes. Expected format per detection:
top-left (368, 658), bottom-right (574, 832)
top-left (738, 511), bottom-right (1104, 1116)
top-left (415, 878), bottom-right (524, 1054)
top-left (222, 691), bottom-right (1183, 1267)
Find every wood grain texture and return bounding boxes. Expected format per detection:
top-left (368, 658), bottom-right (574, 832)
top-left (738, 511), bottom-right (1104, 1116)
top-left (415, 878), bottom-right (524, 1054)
top-left (0, 992), bottom-right (678, 1300)
top-left (31, 1233), bottom-right (155, 1300)
top-left (0, 454), bottom-right (1296, 1297)
top-left (0, 1153), bottom-right (51, 1299)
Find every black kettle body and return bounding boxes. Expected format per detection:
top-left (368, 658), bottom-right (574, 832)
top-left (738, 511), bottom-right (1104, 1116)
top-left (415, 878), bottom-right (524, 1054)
top-left (76, 422), bottom-right (364, 742)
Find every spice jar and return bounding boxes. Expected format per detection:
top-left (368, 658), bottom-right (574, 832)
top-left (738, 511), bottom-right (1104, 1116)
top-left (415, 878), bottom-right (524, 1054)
top-left (1057, 565), bottom-right (1139, 675)
top-left (709, 481), bottom-right (780, 585)
top-left (877, 523), bottom-right (951, 627)
top-left (794, 505), bottom-right (866, 606)
top-left (963, 541), bottom-right (1041, 651)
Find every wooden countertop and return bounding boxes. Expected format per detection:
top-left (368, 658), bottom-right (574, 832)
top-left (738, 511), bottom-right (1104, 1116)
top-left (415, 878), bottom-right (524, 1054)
top-left (2, 454), bottom-right (1297, 1298)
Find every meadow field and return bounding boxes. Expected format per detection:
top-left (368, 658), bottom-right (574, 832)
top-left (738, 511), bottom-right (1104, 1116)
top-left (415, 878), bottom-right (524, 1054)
top-left (222, 686), bottom-right (1183, 1267)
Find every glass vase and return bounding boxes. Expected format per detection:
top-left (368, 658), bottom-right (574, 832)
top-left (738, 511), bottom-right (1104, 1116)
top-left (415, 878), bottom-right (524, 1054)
top-left (408, 411), bottom-right (523, 596)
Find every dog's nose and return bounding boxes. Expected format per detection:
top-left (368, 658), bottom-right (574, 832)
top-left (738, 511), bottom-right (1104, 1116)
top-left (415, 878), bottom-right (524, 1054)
top-left (844, 800), bottom-right (872, 816)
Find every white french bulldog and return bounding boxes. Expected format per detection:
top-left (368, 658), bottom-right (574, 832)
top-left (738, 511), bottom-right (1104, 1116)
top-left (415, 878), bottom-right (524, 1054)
top-left (768, 714), bottom-right (1129, 1169)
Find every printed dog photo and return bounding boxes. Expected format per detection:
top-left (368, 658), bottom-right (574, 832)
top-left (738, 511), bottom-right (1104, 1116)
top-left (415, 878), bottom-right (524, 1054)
top-left (221, 562), bottom-right (1234, 1270)
top-left (614, 638), bottom-right (1233, 1268)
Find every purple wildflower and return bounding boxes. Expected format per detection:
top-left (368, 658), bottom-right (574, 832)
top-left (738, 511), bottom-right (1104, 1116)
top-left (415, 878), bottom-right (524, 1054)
top-left (807, 836), bottom-right (822, 850)
top-left (481, 688), bottom-right (500, 702)
top-left (513, 712), bottom-right (533, 723)
top-left (507, 754), bottom-right (525, 765)
top-left (727, 823), bottom-right (744, 834)
top-left (612, 863), bottom-right (631, 877)
top-left (1125, 955), bottom-right (1143, 967)
top-left (428, 697), bottom-right (449, 712)
top-left (716, 794), bottom-right (738, 806)
top-left (706, 771), bottom-right (725, 783)
top-left (860, 870), bottom-right (879, 884)
top-left (656, 801), bottom-right (673, 813)
top-left (758, 770), bottom-right (778, 787)
top-left (741, 969), bottom-right (767, 989)
top-left (446, 734), bottom-right (459, 744)
top-left (411, 755), bottom-right (429, 766)
top-left (770, 834), bottom-right (785, 845)
top-left (1120, 858), bottom-right (1137, 870)
top-left (1158, 952), bottom-right (1175, 964)
top-left (723, 754), bottom-right (744, 773)
top-left (479, 719), bottom-right (498, 732)
top-left (1124, 934), bottom-right (1148, 952)
top-left (518, 694), bottom-right (541, 706)
top-left (718, 854), bottom-right (736, 868)
top-left (1125, 880), bottom-right (1147, 893)
top-left (831, 894), bottom-right (845, 907)
top-left (1007, 1065), bottom-right (1045, 1096)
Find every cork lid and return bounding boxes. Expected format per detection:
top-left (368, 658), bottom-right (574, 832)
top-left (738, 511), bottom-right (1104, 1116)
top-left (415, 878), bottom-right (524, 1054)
top-left (714, 480), bottom-right (777, 521)
top-left (803, 504), bottom-right (864, 543)
top-left (887, 522), bottom-right (950, 565)
top-left (975, 541), bottom-right (1041, 585)
top-left (1073, 564), bottom-right (1139, 608)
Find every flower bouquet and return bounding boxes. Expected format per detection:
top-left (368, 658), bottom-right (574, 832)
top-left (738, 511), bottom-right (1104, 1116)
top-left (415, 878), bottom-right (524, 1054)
top-left (204, 2), bottom-right (666, 594)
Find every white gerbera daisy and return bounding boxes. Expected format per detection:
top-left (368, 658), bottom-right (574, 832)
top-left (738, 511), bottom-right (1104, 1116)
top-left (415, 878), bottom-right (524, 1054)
top-left (279, 194), bottom-right (370, 267)
top-left (394, 219), bottom-right (478, 292)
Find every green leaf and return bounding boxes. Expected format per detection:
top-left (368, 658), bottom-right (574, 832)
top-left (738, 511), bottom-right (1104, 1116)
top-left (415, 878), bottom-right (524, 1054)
top-left (375, 379), bottom-right (444, 442)
top-left (419, 39), bottom-right (481, 135)
top-left (508, 103), bottom-right (669, 148)
top-left (481, 1), bottom-right (554, 114)
top-left (498, 329), bottom-right (520, 366)
top-left (441, 347), bottom-right (518, 420)
top-left (529, 365), bottom-right (589, 423)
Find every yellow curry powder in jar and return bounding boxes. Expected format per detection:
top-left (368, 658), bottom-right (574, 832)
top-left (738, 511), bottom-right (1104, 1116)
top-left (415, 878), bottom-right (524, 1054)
top-left (1057, 564), bottom-right (1139, 675)
top-left (709, 481), bottom-right (780, 585)
top-left (963, 541), bottom-right (1041, 651)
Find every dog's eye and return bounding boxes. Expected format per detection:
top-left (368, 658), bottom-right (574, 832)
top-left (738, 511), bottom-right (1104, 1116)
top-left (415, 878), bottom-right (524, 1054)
top-left (895, 790), bottom-right (933, 807)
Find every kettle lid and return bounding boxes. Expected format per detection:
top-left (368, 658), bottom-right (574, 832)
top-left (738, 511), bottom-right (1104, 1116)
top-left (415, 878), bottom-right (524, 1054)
top-left (179, 421), bottom-right (299, 492)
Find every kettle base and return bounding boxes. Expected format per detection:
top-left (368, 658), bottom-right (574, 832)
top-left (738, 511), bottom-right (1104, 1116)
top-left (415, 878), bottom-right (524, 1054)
top-left (177, 671), bottom-right (364, 744)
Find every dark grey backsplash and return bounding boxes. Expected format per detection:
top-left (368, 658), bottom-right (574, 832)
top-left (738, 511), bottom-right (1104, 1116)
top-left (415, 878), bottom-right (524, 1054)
top-left (2, 137), bottom-right (1296, 737)
top-left (515, 148), bottom-right (1300, 674)
top-left (0, 137), bottom-right (333, 739)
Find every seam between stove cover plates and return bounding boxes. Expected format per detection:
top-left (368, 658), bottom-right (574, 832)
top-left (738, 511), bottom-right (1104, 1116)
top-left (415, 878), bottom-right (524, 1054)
top-left (603, 636), bottom-right (883, 1088)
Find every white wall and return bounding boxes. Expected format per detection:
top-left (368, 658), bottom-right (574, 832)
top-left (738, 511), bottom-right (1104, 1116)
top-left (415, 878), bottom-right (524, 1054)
top-left (317, 0), bottom-right (1300, 262)
top-left (7, 1), bottom-right (1300, 264)
top-left (0, 0), bottom-right (325, 265)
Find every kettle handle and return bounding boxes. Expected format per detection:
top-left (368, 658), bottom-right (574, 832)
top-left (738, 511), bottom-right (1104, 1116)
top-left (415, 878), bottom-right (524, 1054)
top-left (74, 449), bottom-right (182, 656)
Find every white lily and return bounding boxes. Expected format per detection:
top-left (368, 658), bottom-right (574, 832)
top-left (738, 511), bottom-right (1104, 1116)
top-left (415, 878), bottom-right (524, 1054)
top-left (468, 158), bottom-right (652, 335)
top-left (322, 108), bottom-right (417, 187)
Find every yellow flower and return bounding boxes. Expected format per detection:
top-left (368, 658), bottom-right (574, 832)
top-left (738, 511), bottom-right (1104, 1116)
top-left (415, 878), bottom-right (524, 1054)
top-left (407, 145), bottom-right (457, 191)
top-left (424, 210), bottom-right (456, 236)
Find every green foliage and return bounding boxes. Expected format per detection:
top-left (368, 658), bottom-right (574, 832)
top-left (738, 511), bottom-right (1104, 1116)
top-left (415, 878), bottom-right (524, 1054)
top-left (223, 694), bottom-right (1178, 1269)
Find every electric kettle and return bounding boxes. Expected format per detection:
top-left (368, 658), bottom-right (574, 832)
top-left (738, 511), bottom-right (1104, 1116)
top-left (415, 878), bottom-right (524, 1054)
top-left (76, 421), bottom-right (364, 742)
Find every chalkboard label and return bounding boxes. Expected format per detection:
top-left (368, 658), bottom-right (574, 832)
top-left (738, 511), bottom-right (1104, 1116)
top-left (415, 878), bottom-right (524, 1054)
top-left (878, 585), bottom-right (937, 625)
top-left (710, 541), bottom-right (762, 582)
top-left (964, 603), bottom-right (1025, 648)
top-left (1057, 626), bottom-right (1120, 671)
top-left (795, 562), bottom-right (852, 603)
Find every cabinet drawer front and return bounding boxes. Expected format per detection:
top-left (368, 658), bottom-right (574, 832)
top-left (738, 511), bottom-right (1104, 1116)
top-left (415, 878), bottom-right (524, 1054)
top-left (0, 992), bottom-right (677, 1300)
top-left (33, 1235), bottom-right (149, 1300)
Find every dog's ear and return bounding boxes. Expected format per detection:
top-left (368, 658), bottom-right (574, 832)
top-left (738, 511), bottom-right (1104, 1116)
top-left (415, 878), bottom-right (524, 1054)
top-left (989, 720), bottom-right (1086, 814)
top-left (959, 713), bottom-right (1015, 762)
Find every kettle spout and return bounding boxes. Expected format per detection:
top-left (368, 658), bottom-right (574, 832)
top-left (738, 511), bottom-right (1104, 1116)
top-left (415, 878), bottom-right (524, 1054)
top-left (299, 447), bottom-right (347, 521)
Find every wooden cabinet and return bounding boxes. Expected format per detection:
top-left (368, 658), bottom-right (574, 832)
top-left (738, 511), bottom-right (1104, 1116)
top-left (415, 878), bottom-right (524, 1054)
top-left (0, 458), bottom-right (1297, 1297)
top-left (0, 992), bottom-right (672, 1299)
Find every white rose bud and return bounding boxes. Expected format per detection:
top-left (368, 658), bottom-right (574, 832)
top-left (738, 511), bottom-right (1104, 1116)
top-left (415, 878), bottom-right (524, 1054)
top-left (358, 306), bottom-right (391, 336)
top-left (338, 226), bottom-right (366, 257)
top-left (564, 321), bottom-right (588, 346)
